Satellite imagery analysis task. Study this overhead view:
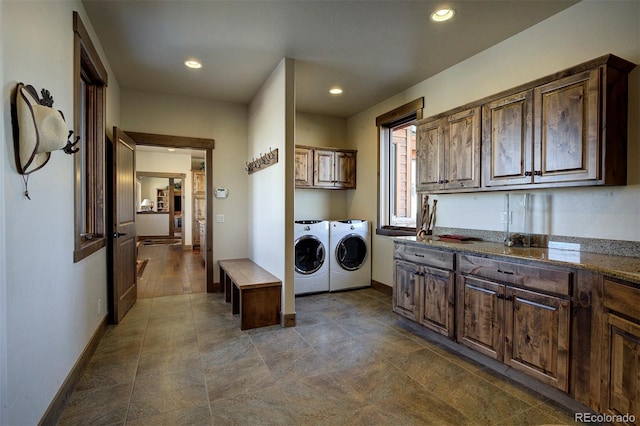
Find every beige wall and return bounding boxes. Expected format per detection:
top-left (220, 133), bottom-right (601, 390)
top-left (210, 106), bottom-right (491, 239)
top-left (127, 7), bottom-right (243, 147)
top-left (248, 58), bottom-right (296, 316)
top-left (1, 1), bottom-right (120, 423)
top-left (120, 89), bottom-right (249, 281)
top-left (0, 2), bottom-right (7, 424)
top-left (347, 0), bottom-right (640, 287)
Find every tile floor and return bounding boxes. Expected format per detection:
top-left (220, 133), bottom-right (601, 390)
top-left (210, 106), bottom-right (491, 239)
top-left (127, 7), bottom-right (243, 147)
top-left (57, 287), bottom-right (579, 425)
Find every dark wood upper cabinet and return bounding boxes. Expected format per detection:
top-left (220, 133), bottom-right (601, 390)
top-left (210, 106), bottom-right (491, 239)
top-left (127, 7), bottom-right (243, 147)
top-left (417, 106), bottom-right (481, 192)
top-left (295, 145), bottom-right (357, 189)
top-left (420, 54), bottom-right (635, 193)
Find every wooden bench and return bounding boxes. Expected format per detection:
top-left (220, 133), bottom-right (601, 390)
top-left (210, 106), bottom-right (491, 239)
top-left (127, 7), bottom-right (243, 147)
top-left (218, 258), bottom-right (282, 330)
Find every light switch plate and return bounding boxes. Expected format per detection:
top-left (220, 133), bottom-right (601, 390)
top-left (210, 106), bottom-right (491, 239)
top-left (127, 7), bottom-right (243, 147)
top-left (216, 214), bottom-right (225, 223)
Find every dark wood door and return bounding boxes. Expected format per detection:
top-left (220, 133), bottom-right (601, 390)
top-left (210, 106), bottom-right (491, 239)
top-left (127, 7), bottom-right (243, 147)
top-left (416, 119), bottom-right (443, 191)
top-left (457, 275), bottom-right (504, 360)
top-left (445, 106), bottom-right (481, 190)
top-left (294, 147), bottom-right (313, 188)
top-left (313, 149), bottom-right (336, 188)
top-left (602, 313), bottom-right (640, 423)
top-left (483, 90), bottom-right (533, 187)
top-left (393, 260), bottom-right (420, 321)
top-left (533, 69), bottom-right (600, 184)
top-left (111, 127), bottom-right (137, 323)
top-left (418, 265), bottom-right (455, 338)
top-left (504, 286), bottom-right (571, 392)
top-left (334, 151), bottom-right (356, 188)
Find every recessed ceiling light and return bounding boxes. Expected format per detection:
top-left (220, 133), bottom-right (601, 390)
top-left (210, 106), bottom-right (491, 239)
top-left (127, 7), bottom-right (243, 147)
top-left (329, 87), bottom-right (343, 95)
top-left (431, 8), bottom-right (455, 22)
top-left (185, 60), bottom-right (202, 69)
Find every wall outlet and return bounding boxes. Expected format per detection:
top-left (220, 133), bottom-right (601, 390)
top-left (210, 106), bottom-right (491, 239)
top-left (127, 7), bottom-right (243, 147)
top-left (98, 299), bottom-right (102, 314)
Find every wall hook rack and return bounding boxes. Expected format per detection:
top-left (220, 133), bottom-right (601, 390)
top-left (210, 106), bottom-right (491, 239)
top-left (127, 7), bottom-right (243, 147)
top-left (246, 147), bottom-right (278, 174)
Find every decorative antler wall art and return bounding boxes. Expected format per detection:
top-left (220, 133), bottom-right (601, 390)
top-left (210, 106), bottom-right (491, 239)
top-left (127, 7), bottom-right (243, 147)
top-left (245, 147), bottom-right (278, 174)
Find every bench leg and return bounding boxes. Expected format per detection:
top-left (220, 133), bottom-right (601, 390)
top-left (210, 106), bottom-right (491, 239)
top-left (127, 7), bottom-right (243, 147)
top-left (232, 282), bottom-right (240, 315)
top-left (224, 272), bottom-right (232, 303)
top-left (240, 286), bottom-right (282, 330)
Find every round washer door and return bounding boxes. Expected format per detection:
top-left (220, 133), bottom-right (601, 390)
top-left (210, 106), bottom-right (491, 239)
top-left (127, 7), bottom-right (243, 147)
top-left (294, 235), bottom-right (326, 275)
top-left (335, 234), bottom-right (367, 271)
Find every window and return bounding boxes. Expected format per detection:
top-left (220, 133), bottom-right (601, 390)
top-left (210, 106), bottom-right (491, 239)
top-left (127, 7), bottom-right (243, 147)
top-left (376, 98), bottom-right (424, 236)
top-left (73, 12), bottom-right (108, 262)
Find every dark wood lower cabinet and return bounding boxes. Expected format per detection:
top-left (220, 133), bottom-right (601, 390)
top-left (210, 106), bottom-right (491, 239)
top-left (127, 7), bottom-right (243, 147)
top-left (393, 246), bottom-right (455, 338)
top-left (600, 278), bottom-right (640, 425)
top-left (457, 275), bottom-right (571, 392)
top-left (394, 240), bottom-right (640, 420)
top-left (505, 287), bottom-right (571, 392)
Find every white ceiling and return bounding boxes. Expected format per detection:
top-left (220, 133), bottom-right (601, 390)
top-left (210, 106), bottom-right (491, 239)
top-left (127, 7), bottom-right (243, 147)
top-left (83, 0), bottom-right (577, 118)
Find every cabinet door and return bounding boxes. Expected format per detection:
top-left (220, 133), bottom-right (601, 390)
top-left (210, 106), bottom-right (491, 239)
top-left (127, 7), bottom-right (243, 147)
top-left (333, 151), bottom-right (356, 188)
top-left (295, 147), bottom-right (313, 188)
top-left (192, 195), bottom-right (205, 247)
top-left (483, 90), bottom-right (533, 187)
top-left (192, 171), bottom-right (205, 195)
top-left (534, 69), bottom-right (600, 184)
top-left (457, 275), bottom-right (504, 360)
top-left (602, 314), bottom-right (640, 424)
top-left (445, 107), bottom-right (481, 190)
top-left (313, 149), bottom-right (336, 188)
top-left (504, 287), bottom-right (571, 392)
top-left (393, 260), bottom-right (420, 321)
top-left (416, 119), bottom-right (444, 191)
top-left (419, 266), bottom-right (455, 338)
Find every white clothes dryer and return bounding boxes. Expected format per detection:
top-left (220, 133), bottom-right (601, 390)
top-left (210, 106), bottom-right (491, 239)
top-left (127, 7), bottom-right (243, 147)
top-left (294, 220), bottom-right (330, 295)
top-left (329, 220), bottom-right (371, 291)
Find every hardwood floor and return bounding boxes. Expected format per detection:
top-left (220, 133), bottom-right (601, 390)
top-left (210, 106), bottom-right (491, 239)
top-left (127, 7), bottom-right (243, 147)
top-left (136, 244), bottom-right (205, 298)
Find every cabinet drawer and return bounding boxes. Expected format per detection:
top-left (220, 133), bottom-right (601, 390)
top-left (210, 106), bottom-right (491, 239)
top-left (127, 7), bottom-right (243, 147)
top-left (603, 279), bottom-right (640, 320)
top-left (394, 244), bottom-right (454, 270)
top-left (458, 254), bottom-right (572, 296)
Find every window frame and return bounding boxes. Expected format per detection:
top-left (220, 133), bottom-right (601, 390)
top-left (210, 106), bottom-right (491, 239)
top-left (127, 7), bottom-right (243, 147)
top-left (376, 98), bottom-right (424, 236)
top-left (73, 12), bottom-right (108, 262)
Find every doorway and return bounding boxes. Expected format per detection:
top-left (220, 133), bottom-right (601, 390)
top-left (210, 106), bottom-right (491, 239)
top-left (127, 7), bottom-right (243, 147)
top-left (125, 131), bottom-right (216, 292)
top-left (136, 172), bottom-right (186, 246)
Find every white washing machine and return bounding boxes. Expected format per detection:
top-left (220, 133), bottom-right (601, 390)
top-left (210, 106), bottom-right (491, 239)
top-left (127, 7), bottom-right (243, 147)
top-left (294, 220), bottom-right (330, 295)
top-left (329, 220), bottom-right (371, 291)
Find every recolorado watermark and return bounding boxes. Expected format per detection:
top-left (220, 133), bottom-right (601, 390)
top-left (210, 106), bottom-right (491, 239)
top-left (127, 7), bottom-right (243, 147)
top-left (575, 412), bottom-right (635, 423)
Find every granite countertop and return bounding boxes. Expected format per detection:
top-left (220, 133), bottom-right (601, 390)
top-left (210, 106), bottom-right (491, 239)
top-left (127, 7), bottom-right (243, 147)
top-left (395, 236), bottom-right (640, 284)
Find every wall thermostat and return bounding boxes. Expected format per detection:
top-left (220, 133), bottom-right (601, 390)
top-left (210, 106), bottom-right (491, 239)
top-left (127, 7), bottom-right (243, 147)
top-left (214, 187), bottom-right (229, 199)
